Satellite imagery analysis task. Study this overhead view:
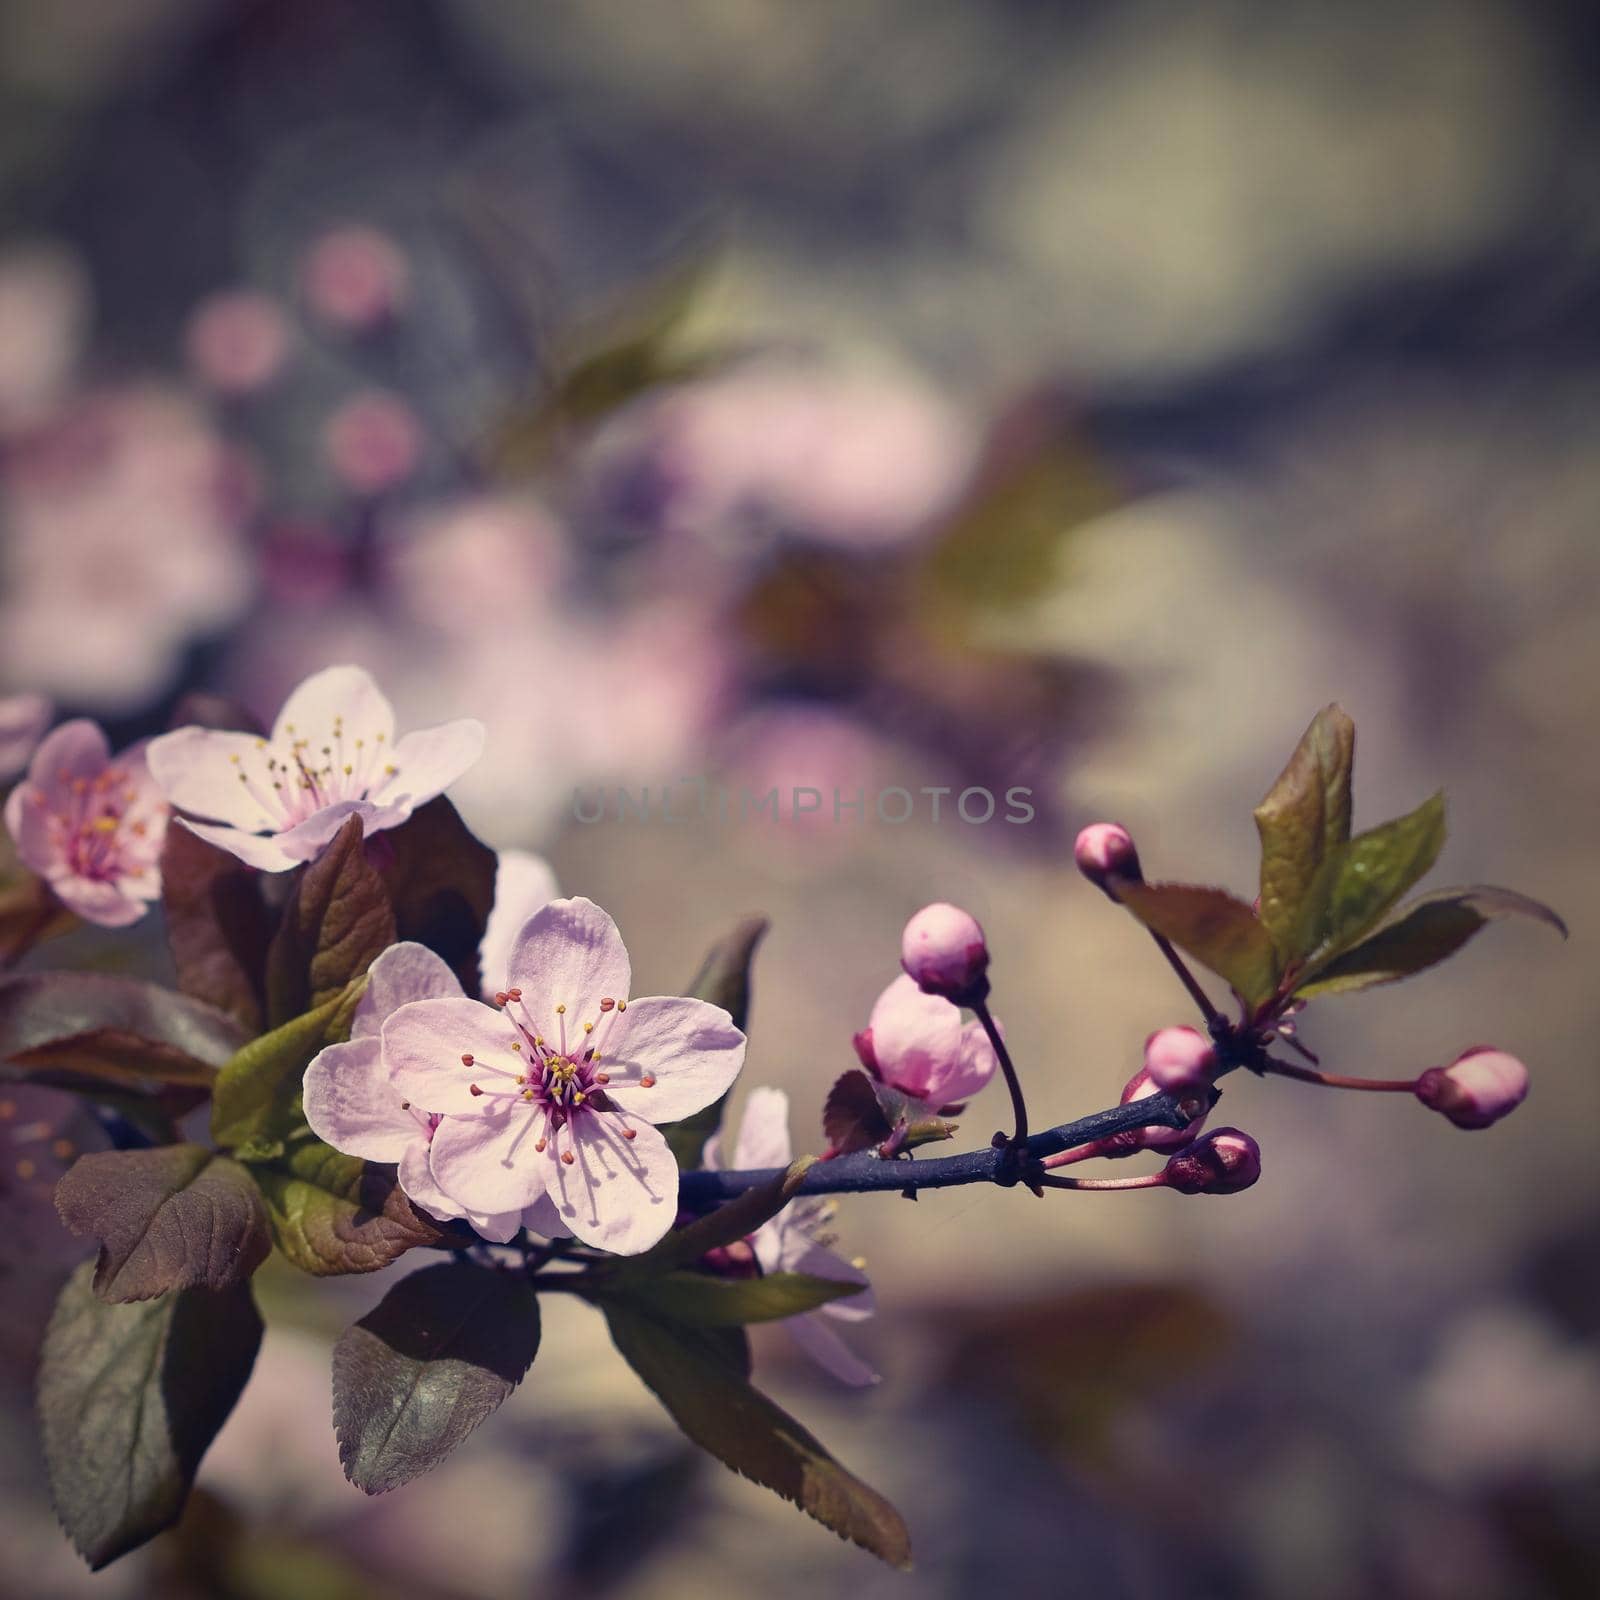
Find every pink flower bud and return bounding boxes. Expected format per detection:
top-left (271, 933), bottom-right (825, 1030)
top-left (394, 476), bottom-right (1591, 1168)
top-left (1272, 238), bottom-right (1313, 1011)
top-left (1414, 1047), bottom-right (1528, 1130)
top-left (1098, 1066), bottom-right (1209, 1154)
top-left (1162, 1128), bottom-right (1261, 1194)
top-left (1143, 1025), bottom-right (1217, 1092)
top-left (1074, 821), bottom-right (1143, 899)
top-left (900, 902), bottom-right (989, 1000)
top-left (851, 1026), bottom-right (879, 1076)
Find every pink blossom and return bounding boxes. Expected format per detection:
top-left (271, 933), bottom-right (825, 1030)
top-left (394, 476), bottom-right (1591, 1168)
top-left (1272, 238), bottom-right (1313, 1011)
top-left (1142, 1024), bottom-right (1217, 1092)
top-left (378, 898), bottom-right (746, 1254)
top-left (304, 941), bottom-right (564, 1242)
top-left (1107, 1066), bottom-right (1209, 1153)
top-left (300, 225), bottom-right (409, 332)
top-left (1074, 821), bottom-right (1143, 899)
top-left (185, 290), bottom-right (293, 396)
top-left (0, 692), bottom-right (52, 782)
top-left (855, 973), bottom-right (997, 1110)
top-left (704, 1088), bottom-right (876, 1386)
top-left (900, 902), bottom-right (989, 1000)
top-left (479, 849), bottom-right (560, 998)
top-left (147, 663), bottom-right (484, 872)
top-left (1415, 1047), bottom-right (1529, 1129)
top-left (0, 384), bottom-right (253, 711)
top-left (324, 390), bottom-right (423, 496)
top-left (3, 719), bottom-right (167, 926)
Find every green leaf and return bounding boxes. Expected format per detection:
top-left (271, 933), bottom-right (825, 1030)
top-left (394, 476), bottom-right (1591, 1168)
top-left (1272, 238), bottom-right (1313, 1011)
top-left (622, 1159), bottom-right (816, 1278)
top-left (265, 816), bottom-right (395, 1027)
top-left (252, 1138), bottom-right (448, 1276)
top-left (332, 1261), bottom-right (541, 1494)
top-left (209, 991), bottom-right (347, 1151)
top-left (1115, 883), bottom-right (1280, 1009)
top-left (37, 1264), bottom-right (262, 1570)
top-left (379, 797), bottom-right (498, 996)
top-left (606, 1270), bottom-right (864, 1328)
top-left (54, 1144), bottom-right (271, 1302)
top-left (1253, 704), bottom-right (1355, 961)
top-left (1293, 885), bottom-right (1567, 999)
top-left (1292, 792), bottom-right (1448, 978)
top-left (159, 823), bottom-right (273, 1033)
top-left (664, 915), bottom-right (768, 1169)
top-left (604, 1300), bottom-right (911, 1568)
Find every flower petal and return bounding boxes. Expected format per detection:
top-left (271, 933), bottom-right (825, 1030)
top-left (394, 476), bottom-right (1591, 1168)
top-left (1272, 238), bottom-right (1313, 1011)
top-left (272, 664), bottom-right (396, 748)
top-left (369, 718), bottom-right (485, 810)
top-left (427, 1108), bottom-right (548, 1213)
top-left (921, 1018), bottom-right (1000, 1106)
top-left (866, 973), bottom-right (965, 1100)
top-left (784, 1311), bottom-right (879, 1387)
top-left (177, 816), bottom-right (300, 873)
top-left (507, 897), bottom-right (631, 1021)
top-left (479, 849), bottom-right (560, 999)
top-left (352, 941), bottom-right (462, 1039)
top-left (522, 1190), bottom-right (572, 1240)
top-left (398, 1140), bottom-right (524, 1243)
top-left (50, 874), bottom-right (148, 928)
top-left (28, 719), bottom-right (110, 805)
top-left (4, 780), bottom-right (51, 874)
top-left (382, 996), bottom-right (523, 1115)
top-left (732, 1086), bottom-right (793, 1170)
top-left (599, 995), bottom-right (746, 1123)
top-left (302, 1036), bottom-right (417, 1161)
top-left (543, 1110), bottom-right (678, 1255)
top-left (145, 727), bottom-right (280, 830)
top-left (775, 1237), bottom-right (876, 1321)
top-left (275, 799), bottom-right (409, 863)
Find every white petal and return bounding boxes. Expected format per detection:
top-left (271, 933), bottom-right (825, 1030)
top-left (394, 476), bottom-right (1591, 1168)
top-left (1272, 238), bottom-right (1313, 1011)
top-left (272, 664), bottom-right (396, 748)
top-left (507, 897), bottom-right (631, 1022)
top-left (302, 1036), bottom-right (418, 1161)
top-left (50, 874), bottom-right (148, 928)
top-left (371, 719), bottom-right (485, 809)
top-left (521, 1190), bottom-right (572, 1240)
top-left (785, 1312), bottom-right (879, 1387)
top-left (732, 1086), bottom-right (792, 1170)
top-left (382, 996), bottom-right (524, 1115)
top-left (276, 799), bottom-right (407, 863)
top-left (427, 1107), bottom-right (548, 1213)
top-left (600, 995), bottom-right (746, 1123)
top-left (479, 849), bottom-right (560, 999)
top-left (352, 941), bottom-right (462, 1039)
top-left (777, 1237), bottom-right (876, 1321)
top-left (543, 1110), bottom-right (679, 1255)
top-left (177, 816), bottom-right (299, 873)
top-left (145, 728), bottom-right (279, 830)
top-left (398, 1140), bottom-right (524, 1242)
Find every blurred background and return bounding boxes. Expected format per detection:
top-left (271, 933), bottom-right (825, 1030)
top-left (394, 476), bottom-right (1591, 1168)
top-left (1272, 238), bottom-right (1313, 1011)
top-left (1, 0), bottom-right (1597, 1595)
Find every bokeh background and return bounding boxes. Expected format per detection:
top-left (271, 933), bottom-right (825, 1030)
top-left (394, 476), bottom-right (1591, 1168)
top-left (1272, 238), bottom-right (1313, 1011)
top-left (2, 1), bottom-right (1597, 1596)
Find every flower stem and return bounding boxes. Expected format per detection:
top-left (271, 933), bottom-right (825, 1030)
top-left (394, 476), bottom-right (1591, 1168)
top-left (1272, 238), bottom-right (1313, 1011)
top-left (971, 996), bottom-right (1027, 1149)
top-left (1260, 1057), bottom-right (1415, 1093)
top-left (1036, 1170), bottom-right (1168, 1192)
top-left (1147, 931), bottom-right (1222, 1026)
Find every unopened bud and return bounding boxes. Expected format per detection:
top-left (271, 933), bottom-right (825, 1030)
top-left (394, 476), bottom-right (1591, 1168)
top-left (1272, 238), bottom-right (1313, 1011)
top-left (1101, 1066), bottom-right (1209, 1154)
top-left (1074, 822), bottom-right (1143, 900)
top-left (1414, 1047), bottom-right (1528, 1130)
top-left (1143, 1024), bottom-right (1217, 1092)
top-left (1163, 1128), bottom-right (1261, 1194)
top-left (900, 903), bottom-right (989, 1001)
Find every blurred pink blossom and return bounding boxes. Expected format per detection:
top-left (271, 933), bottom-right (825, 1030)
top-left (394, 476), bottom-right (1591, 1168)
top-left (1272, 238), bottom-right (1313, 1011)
top-left (584, 363), bottom-right (975, 552)
top-left (3, 718), bottom-right (167, 926)
top-left (324, 389), bottom-right (423, 495)
top-left (704, 1087), bottom-right (877, 1385)
top-left (0, 241), bottom-right (88, 434)
top-left (0, 383), bottom-right (253, 710)
top-left (301, 224), bottom-right (409, 332)
top-left (184, 288), bottom-right (293, 396)
top-left (0, 692), bottom-right (52, 783)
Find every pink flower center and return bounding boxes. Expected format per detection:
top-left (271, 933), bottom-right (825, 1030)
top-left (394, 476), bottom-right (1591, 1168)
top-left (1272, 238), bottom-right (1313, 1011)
top-left (454, 993), bottom-right (649, 1164)
top-left (39, 765), bottom-right (153, 882)
top-left (228, 716), bottom-right (398, 831)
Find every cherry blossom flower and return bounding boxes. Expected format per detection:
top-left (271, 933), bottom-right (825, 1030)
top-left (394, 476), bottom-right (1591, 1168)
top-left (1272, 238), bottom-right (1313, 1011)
top-left (852, 973), bottom-right (998, 1111)
top-left (147, 664), bottom-right (485, 872)
top-left (2, 719), bottom-right (167, 926)
top-left (379, 897), bottom-right (746, 1254)
top-left (304, 943), bottom-right (563, 1242)
top-left (479, 849), bottom-right (561, 997)
top-left (0, 692), bottom-right (52, 783)
top-left (704, 1087), bottom-right (877, 1386)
